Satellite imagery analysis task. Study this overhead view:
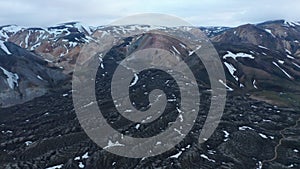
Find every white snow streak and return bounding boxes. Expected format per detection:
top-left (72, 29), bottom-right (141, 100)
top-left (223, 51), bottom-right (254, 60)
top-left (224, 62), bottom-right (238, 81)
top-left (172, 46), bottom-right (181, 55)
top-left (258, 45), bottom-right (268, 50)
top-left (0, 41), bottom-right (11, 54)
top-left (218, 79), bottom-right (233, 91)
top-left (292, 62), bottom-right (300, 68)
top-left (264, 29), bottom-right (276, 37)
top-left (259, 133), bottom-right (268, 139)
top-left (0, 66), bottom-right (19, 89)
top-left (103, 140), bottom-right (125, 149)
top-left (45, 164), bottom-right (63, 169)
top-left (253, 80), bottom-right (258, 89)
top-left (200, 154), bottom-right (216, 162)
top-left (170, 151), bottom-right (183, 158)
top-left (239, 126), bottom-right (254, 131)
top-left (129, 74), bottom-right (139, 87)
top-left (273, 61), bottom-right (293, 79)
top-left (188, 45), bottom-right (202, 56)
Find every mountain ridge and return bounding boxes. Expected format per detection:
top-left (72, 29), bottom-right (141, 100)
top-left (0, 19), bottom-right (300, 107)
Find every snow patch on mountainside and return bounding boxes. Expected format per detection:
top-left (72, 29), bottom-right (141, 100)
top-left (188, 45), bottom-right (202, 56)
top-left (284, 20), bottom-right (300, 27)
top-left (0, 66), bottom-right (19, 89)
top-left (258, 45), bottom-right (268, 50)
top-left (103, 140), bottom-right (125, 149)
top-left (219, 79), bottom-right (233, 91)
top-left (0, 41), bottom-right (11, 54)
top-left (0, 25), bottom-right (23, 40)
top-left (101, 25), bottom-right (167, 35)
top-left (264, 29), bottom-right (276, 37)
top-left (130, 74), bottom-right (139, 87)
top-left (223, 51), bottom-right (254, 60)
top-left (272, 62), bottom-right (293, 79)
top-left (224, 62), bottom-right (238, 81)
top-left (253, 80), bottom-right (258, 89)
top-left (45, 164), bottom-right (63, 169)
top-left (292, 62), bottom-right (300, 68)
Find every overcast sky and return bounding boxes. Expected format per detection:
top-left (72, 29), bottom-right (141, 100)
top-left (1, 0), bottom-right (300, 27)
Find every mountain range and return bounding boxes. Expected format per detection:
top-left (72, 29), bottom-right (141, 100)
top-left (0, 20), bottom-right (300, 169)
top-left (1, 20), bottom-right (300, 107)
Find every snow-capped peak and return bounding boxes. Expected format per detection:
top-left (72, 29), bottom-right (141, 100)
top-left (0, 25), bottom-right (23, 40)
top-left (48, 22), bottom-right (93, 35)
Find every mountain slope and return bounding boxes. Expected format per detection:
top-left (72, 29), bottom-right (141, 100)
top-left (208, 20), bottom-right (300, 106)
top-left (0, 41), bottom-right (68, 107)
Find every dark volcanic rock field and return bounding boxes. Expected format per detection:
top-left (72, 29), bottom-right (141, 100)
top-left (0, 87), bottom-right (299, 169)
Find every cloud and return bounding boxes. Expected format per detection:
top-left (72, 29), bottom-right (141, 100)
top-left (0, 0), bottom-right (300, 27)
